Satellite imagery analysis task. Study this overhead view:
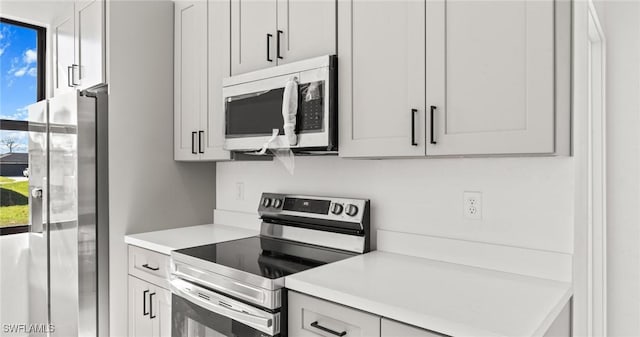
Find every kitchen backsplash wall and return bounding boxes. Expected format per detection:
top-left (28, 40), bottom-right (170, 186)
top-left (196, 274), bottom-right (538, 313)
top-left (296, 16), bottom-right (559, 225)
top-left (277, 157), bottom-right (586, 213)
top-left (216, 156), bottom-right (574, 254)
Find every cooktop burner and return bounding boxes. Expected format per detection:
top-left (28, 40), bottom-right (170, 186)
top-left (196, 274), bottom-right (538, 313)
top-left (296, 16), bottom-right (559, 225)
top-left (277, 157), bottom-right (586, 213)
top-left (174, 236), bottom-right (357, 280)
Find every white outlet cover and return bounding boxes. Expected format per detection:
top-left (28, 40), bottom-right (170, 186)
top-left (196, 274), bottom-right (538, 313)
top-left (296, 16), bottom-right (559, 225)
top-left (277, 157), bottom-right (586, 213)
top-left (463, 191), bottom-right (482, 220)
top-left (236, 182), bottom-right (245, 201)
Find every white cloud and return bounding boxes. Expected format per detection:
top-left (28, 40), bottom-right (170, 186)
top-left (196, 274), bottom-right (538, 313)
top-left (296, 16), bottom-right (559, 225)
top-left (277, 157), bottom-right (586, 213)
top-left (27, 67), bottom-right (37, 77)
top-left (24, 49), bottom-right (37, 64)
top-left (13, 66), bottom-right (28, 77)
top-left (0, 43), bottom-right (8, 56)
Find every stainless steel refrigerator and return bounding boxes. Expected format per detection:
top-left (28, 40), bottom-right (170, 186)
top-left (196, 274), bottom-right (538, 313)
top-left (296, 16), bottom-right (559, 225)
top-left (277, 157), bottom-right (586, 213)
top-left (27, 84), bottom-right (109, 337)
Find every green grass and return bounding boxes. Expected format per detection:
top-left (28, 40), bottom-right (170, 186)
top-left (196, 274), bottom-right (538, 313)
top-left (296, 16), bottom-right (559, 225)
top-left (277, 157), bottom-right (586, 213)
top-left (0, 178), bottom-right (29, 227)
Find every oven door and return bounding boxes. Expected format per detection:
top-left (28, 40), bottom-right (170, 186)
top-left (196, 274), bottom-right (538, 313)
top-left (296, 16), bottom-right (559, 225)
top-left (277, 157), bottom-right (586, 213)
top-left (171, 279), bottom-right (280, 337)
top-left (223, 66), bottom-right (333, 152)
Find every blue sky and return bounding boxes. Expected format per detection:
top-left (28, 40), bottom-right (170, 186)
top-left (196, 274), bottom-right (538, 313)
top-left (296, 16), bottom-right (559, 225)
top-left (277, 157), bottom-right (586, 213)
top-left (0, 20), bottom-right (39, 154)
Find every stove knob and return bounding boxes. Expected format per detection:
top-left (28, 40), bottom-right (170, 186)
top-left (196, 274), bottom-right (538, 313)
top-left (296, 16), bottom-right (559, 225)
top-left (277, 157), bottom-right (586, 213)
top-left (331, 203), bottom-right (344, 215)
top-left (262, 198), bottom-right (272, 208)
top-left (273, 199), bottom-right (282, 208)
top-left (345, 204), bottom-right (359, 217)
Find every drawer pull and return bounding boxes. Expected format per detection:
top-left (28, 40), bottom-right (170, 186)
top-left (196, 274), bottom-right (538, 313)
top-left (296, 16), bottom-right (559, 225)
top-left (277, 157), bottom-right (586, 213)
top-left (310, 321), bottom-right (347, 336)
top-left (142, 263), bottom-right (160, 271)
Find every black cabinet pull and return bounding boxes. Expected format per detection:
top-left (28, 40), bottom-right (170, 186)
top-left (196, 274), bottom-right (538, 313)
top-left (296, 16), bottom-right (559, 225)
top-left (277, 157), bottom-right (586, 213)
top-left (277, 30), bottom-right (284, 59)
top-left (430, 105), bottom-right (437, 145)
top-left (67, 66), bottom-right (74, 87)
top-left (142, 263), bottom-right (159, 271)
top-left (267, 34), bottom-right (273, 62)
top-left (143, 290), bottom-right (149, 316)
top-left (198, 131), bottom-right (204, 154)
top-left (411, 108), bottom-right (418, 146)
top-left (310, 321), bottom-right (347, 336)
top-left (149, 292), bottom-right (156, 319)
top-left (191, 131), bottom-right (197, 154)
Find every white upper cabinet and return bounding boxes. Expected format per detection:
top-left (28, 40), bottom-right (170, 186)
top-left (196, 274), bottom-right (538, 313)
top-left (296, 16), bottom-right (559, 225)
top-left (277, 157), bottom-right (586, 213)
top-left (53, 11), bottom-right (75, 96)
top-left (338, 0), bottom-right (426, 158)
top-left (174, 0), bottom-right (207, 161)
top-left (275, 0), bottom-right (336, 64)
top-left (425, 0), bottom-right (570, 156)
top-left (174, 0), bottom-right (231, 161)
top-left (75, 0), bottom-right (105, 90)
top-left (340, 0), bottom-right (570, 158)
top-left (203, 0), bottom-right (232, 160)
top-left (230, 0), bottom-right (336, 75)
top-left (52, 0), bottom-right (105, 96)
top-left (231, 0), bottom-right (277, 75)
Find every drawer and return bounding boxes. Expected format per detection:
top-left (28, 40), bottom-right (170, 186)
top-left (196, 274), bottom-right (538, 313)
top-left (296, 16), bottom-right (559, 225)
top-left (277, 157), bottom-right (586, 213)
top-left (289, 291), bottom-right (381, 337)
top-left (128, 245), bottom-right (171, 289)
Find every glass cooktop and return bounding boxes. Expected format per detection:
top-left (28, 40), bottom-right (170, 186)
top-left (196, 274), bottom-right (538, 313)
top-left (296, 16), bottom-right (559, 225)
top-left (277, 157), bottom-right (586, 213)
top-left (174, 236), bottom-right (357, 280)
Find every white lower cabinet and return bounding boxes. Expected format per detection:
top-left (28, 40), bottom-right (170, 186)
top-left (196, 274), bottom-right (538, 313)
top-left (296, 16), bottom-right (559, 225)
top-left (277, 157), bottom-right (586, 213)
top-left (289, 291), bottom-right (446, 337)
top-left (381, 318), bottom-right (442, 337)
top-left (128, 246), bottom-right (171, 337)
top-left (289, 291), bottom-right (381, 337)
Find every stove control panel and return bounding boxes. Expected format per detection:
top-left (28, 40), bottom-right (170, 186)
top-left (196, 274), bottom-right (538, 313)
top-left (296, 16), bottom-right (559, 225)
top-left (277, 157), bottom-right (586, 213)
top-left (258, 193), bottom-right (369, 224)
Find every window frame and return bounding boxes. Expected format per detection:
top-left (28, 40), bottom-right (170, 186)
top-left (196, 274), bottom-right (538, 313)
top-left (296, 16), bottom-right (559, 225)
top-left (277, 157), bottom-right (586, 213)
top-left (0, 17), bottom-right (46, 102)
top-left (0, 17), bottom-right (47, 235)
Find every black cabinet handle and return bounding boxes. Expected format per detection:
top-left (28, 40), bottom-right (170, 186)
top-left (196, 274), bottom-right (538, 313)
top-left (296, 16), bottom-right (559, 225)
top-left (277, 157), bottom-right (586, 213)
top-left (142, 263), bottom-right (159, 271)
top-left (149, 292), bottom-right (156, 319)
top-left (191, 131), bottom-right (197, 154)
top-left (310, 321), bottom-right (347, 336)
top-left (198, 131), bottom-right (204, 154)
top-left (411, 108), bottom-right (418, 146)
top-left (430, 105), bottom-right (437, 145)
top-left (267, 34), bottom-right (273, 62)
top-left (277, 30), bottom-right (284, 59)
top-left (67, 66), bottom-right (74, 87)
top-left (143, 290), bottom-right (149, 316)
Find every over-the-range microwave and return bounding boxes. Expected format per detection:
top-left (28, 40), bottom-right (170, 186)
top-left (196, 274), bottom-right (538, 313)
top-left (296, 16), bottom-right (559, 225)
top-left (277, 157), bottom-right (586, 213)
top-left (222, 55), bottom-right (337, 154)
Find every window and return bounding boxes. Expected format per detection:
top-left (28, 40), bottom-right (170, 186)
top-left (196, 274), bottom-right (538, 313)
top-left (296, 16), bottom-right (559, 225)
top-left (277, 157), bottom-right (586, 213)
top-left (0, 17), bottom-right (46, 235)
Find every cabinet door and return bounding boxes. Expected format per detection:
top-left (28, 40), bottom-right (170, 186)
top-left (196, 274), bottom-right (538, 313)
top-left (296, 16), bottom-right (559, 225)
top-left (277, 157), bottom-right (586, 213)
top-left (426, 0), bottom-right (555, 156)
top-left (76, 0), bottom-right (105, 89)
top-left (53, 10), bottom-right (76, 96)
top-left (338, 0), bottom-right (426, 158)
top-left (174, 0), bottom-right (206, 161)
top-left (289, 291), bottom-right (381, 337)
top-left (230, 0), bottom-right (277, 75)
top-left (128, 276), bottom-right (153, 337)
top-left (202, 0), bottom-right (232, 161)
top-left (150, 286), bottom-right (171, 337)
top-left (381, 318), bottom-right (443, 337)
top-left (275, 0), bottom-right (336, 64)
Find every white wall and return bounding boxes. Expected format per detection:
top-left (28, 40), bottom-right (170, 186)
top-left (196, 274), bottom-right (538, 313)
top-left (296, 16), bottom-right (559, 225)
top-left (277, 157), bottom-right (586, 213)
top-left (106, 1), bottom-right (216, 336)
top-left (603, 1), bottom-right (640, 335)
top-left (0, 233), bottom-right (29, 337)
top-left (217, 156), bottom-right (575, 254)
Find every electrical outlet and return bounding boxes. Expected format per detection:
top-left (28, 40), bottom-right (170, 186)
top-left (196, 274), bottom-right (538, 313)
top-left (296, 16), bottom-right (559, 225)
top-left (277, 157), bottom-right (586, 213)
top-left (463, 191), bottom-right (482, 220)
top-left (235, 182), bottom-right (245, 201)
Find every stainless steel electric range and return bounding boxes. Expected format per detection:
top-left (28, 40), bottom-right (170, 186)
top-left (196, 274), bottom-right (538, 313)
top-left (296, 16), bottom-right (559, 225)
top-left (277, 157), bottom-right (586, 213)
top-left (170, 193), bottom-right (370, 337)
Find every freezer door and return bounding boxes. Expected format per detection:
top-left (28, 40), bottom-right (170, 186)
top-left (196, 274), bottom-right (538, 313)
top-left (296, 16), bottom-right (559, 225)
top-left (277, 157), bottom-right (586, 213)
top-left (27, 99), bottom-right (49, 329)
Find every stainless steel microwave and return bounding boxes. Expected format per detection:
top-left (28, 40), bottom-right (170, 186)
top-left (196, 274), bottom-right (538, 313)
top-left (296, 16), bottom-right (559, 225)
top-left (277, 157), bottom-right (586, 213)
top-left (222, 55), bottom-right (337, 154)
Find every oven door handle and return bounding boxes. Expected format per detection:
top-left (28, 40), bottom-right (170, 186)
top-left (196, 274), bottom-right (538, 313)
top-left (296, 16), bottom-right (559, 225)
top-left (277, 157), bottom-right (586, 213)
top-left (170, 279), bottom-right (275, 333)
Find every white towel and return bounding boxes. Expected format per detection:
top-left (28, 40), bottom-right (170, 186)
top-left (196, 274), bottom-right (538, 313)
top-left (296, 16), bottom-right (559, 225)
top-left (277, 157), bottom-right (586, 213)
top-left (282, 77), bottom-right (298, 146)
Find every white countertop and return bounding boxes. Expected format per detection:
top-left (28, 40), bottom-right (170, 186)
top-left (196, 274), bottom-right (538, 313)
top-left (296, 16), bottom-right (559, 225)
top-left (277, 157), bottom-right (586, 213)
top-left (285, 251), bottom-right (572, 337)
top-left (124, 224), bottom-right (258, 255)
